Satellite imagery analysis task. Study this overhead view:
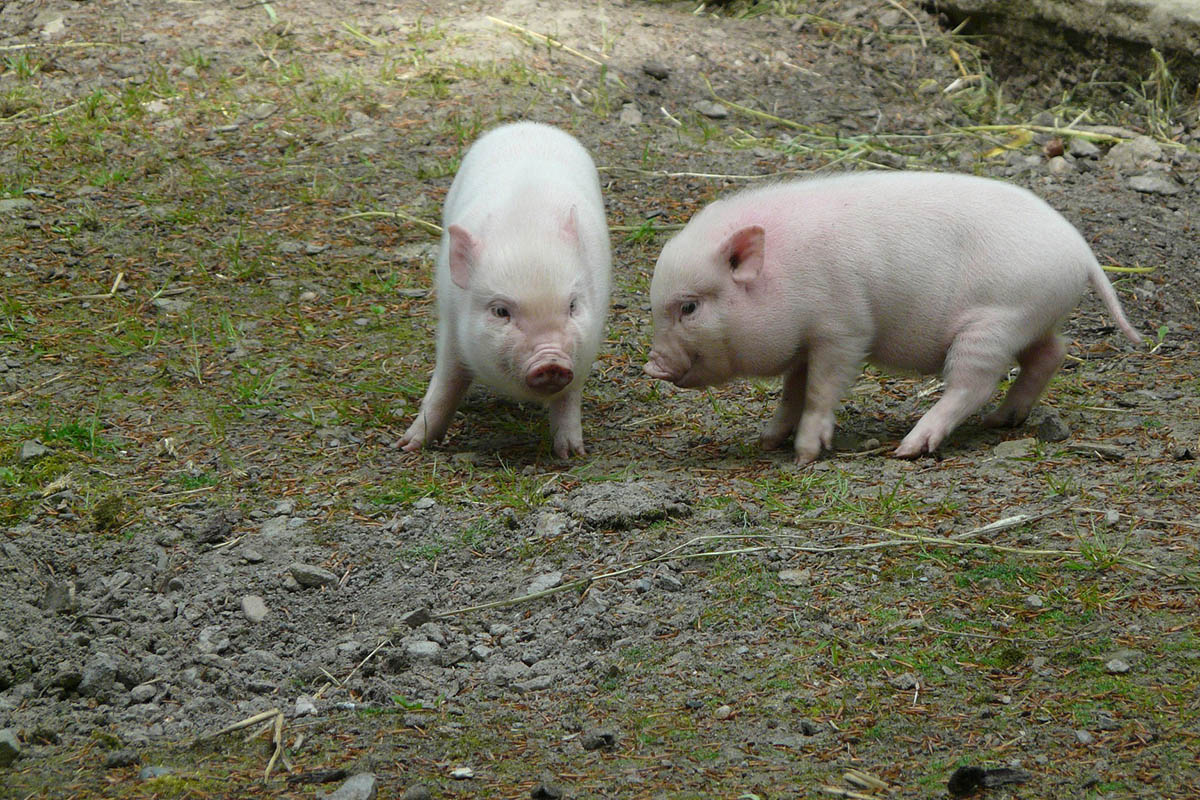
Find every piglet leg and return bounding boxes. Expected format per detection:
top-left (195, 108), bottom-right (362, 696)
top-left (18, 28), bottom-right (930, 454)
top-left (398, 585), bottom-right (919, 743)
top-left (761, 362), bottom-right (808, 450)
top-left (400, 359), bottom-right (472, 451)
top-left (548, 385), bottom-right (586, 458)
top-left (794, 339), bottom-right (868, 464)
top-left (982, 332), bottom-right (1066, 427)
top-left (895, 324), bottom-right (1013, 458)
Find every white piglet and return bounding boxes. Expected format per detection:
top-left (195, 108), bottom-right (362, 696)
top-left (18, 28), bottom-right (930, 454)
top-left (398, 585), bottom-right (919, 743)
top-left (400, 122), bottom-right (611, 458)
top-left (645, 172), bottom-right (1142, 463)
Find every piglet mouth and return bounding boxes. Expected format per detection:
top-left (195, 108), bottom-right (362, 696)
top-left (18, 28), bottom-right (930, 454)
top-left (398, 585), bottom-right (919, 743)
top-left (644, 351), bottom-right (697, 387)
top-left (523, 357), bottom-right (573, 395)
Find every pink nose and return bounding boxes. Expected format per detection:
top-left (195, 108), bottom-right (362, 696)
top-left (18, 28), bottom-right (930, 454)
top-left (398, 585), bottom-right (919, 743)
top-left (526, 363), bottom-right (574, 393)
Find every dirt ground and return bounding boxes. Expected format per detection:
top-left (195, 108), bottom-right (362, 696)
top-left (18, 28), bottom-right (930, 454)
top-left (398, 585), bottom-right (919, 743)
top-left (1, 0), bottom-right (1199, 798)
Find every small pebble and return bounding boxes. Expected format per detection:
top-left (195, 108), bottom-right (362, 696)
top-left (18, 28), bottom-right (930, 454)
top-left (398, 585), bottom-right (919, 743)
top-left (450, 766), bottom-right (475, 779)
top-left (104, 749), bottom-right (141, 769)
top-left (714, 704), bottom-right (734, 720)
top-left (294, 695), bottom-right (317, 716)
top-left (242, 594), bottom-right (268, 623)
top-left (1074, 729), bottom-right (1095, 745)
top-left (580, 729), bottom-right (617, 751)
top-left (1023, 595), bottom-right (1044, 610)
top-left (642, 61), bottom-right (669, 80)
top-left (289, 562), bottom-right (339, 588)
top-left (1105, 658), bottom-right (1131, 674)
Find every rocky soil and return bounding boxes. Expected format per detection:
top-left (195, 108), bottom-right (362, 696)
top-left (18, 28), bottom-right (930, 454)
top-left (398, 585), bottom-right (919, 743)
top-left (1, 1), bottom-right (1198, 798)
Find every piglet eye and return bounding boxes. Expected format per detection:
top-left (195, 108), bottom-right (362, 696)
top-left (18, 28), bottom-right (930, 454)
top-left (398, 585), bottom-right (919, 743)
top-left (492, 305), bottom-right (510, 319)
top-left (680, 301), bottom-right (697, 316)
top-left (569, 298), bottom-right (578, 315)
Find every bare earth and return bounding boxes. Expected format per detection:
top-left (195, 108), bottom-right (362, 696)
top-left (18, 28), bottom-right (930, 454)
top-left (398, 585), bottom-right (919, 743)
top-left (1, 1), bottom-right (1198, 798)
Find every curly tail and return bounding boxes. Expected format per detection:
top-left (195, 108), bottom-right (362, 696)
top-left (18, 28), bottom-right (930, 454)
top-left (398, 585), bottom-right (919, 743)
top-left (1087, 260), bottom-right (1143, 345)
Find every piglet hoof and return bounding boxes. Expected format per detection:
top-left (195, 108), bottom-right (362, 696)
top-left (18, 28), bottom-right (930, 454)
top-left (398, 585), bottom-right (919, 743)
top-left (399, 420), bottom-right (428, 453)
top-left (981, 408), bottom-right (1027, 428)
top-left (893, 435), bottom-right (935, 459)
top-left (792, 445), bottom-right (821, 466)
top-left (552, 426), bottom-right (587, 459)
top-left (759, 426), bottom-right (793, 451)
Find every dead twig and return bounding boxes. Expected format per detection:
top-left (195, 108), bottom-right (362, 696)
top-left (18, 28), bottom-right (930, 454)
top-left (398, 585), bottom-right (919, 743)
top-left (2, 372), bottom-right (68, 404)
top-left (35, 272), bottom-right (125, 306)
top-left (882, 0), bottom-right (926, 48)
top-left (334, 209), bottom-right (442, 237)
top-left (201, 708), bottom-right (286, 781)
top-left (201, 708), bottom-right (282, 741)
top-left (487, 16), bottom-right (626, 87)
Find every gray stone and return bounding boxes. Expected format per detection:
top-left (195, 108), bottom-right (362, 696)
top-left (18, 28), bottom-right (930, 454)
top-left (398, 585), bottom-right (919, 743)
top-left (470, 644), bottom-right (494, 661)
top-left (534, 511), bottom-right (570, 538)
top-left (526, 571), bottom-right (563, 596)
top-left (196, 508), bottom-right (239, 543)
top-left (890, 672), bottom-right (920, 690)
top-left (323, 772), bottom-right (377, 800)
top-left (399, 607), bottom-right (431, 628)
top-left (139, 766), bottom-right (172, 779)
top-left (554, 480), bottom-right (690, 528)
top-left (0, 728), bottom-right (19, 766)
top-left (515, 674), bottom-right (554, 693)
top-left (197, 625), bottom-right (230, 654)
top-left (401, 786), bottom-right (433, 800)
top-left (1104, 135), bottom-right (1164, 172)
top-left (0, 197), bottom-right (35, 213)
top-left (619, 103), bottom-right (643, 125)
top-left (1046, 155), bottom-right (1073, 175)
top-left (406, 640), bottom-right (442, 664)
top-left (289, 562), bottom-right (339, 588)
top-left (994, 437), bottom-right (1036, 459)
top-left (19, 440), bottom-right (48, 461)
top-left (450, 766), bottom-right (475, 779)
top-left (294, 695), bottom-right (318, 716)
top-left (484, 661), bottom-right (530, 687)
top-left (579, 590), bottom-right (609, 616)
top-left (129, 682), bottom-right (158, 703)
top-left (1128, 173), bottom-right (1181, 195)
top-left (1069, 137), bottom-right (1101, 158)
top-left (1031, 408), bottom-right (1071, 442)
top-left (260, 515), bottom-right (293, 540)
top-left (412, 497), bottom-right (436, 510)
top-left (714, 704), bottom-right (734, 720)
top-left (241, 595), bottom-right (268, 623)
top-left (1024, 594), bottom-right (1044, 609)
top-left (694, 100), bottom-right (729, 119)
top-left (79, 652), bottom-right (120, 699)
top-left (1074, 728), bottom-right (1095, 745)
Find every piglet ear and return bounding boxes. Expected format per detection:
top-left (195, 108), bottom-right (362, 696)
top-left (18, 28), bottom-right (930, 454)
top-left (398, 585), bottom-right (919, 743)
top-left (721, 225), bottom-right (765, 286)
top-left (447, 225), bottom-right (481, 290)
top-left (559, 205), bottom-right (581, 248)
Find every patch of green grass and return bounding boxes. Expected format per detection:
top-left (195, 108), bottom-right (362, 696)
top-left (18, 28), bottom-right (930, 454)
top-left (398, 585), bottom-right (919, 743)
top-left (954, 557), bottom-right (1039, 588)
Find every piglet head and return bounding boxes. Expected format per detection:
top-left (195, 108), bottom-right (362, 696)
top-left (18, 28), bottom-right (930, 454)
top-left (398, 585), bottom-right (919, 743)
top-left (448, 213), bottom-right (593, 400)
top-left (645, 223), bottom-right (765, 388)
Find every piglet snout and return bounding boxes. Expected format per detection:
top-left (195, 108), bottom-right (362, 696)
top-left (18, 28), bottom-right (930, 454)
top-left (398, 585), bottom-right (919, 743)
top-left (526, 362), bottom-right (574, 394)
